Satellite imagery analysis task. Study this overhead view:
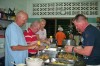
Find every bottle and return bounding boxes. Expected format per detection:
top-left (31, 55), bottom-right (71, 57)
top-left (50, 36), bottom-right (53, 43)
top-left (46, 45), bottom-right (49, 49)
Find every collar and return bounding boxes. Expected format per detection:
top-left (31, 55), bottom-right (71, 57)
top-left (27, 28), bottom-right (35, 34)
top-left (82, 24), bottom-right (91, 36)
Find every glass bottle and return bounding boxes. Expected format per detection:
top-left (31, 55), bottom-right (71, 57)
top-left (50, 36), bottom-right (53, 43)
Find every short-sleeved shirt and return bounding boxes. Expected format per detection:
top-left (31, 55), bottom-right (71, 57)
top-left (5, 22), bottom-right (28, 66)
top-left (24, 28), bottom-right (38, 54)
top-left (82, 25), bottom-right (100, 65)
top-left (36, 29), bottom-right (47, 40)
top-left (55, 31), bottom-right (66, 45)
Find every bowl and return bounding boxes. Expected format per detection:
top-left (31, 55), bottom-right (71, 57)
top-left (44, 59), bottom-right (50, 63)
top-left (16, 63), bottom-right (26, 66)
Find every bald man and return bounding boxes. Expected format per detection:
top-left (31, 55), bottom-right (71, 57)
top-left (5, 11), bottom-right (37, 66)
top-left (24, 21), bottom-right (44, 57)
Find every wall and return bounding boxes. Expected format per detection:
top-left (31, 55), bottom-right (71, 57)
top-left (28, 0), bottom-right (100, 3)
top-left (27, 0), bottom-right (100, 18)
top-left (88, 18), bottom-right (97, 27)
top-left (0, 0), bottom-right (99, 29)
top-left (0, 0), bottom-right (100, 16)
top-left (0, 0), bottom-right (100, 18)
top-left (0, 0), bottom-right (27, 14)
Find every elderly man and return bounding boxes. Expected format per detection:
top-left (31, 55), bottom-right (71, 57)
top-left (65, 14), bottom-right (100, 66)
top-left (5, 11), bottom-right (37, 66)
top-left (24, 21), bottom-right (45, 57)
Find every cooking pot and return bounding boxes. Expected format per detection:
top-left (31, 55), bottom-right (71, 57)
top-left (65, 39), bottom-right (76, 46)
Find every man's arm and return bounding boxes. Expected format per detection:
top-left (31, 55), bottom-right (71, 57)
top-left (11, 44), bottom-right (38, 51)
top-left (74, 46), bottom-right (93, 56)
top-left (65, 46), bottom-right (93, 56)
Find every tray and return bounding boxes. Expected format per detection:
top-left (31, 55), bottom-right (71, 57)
top-left (44, 58), bottom-right (75, 66)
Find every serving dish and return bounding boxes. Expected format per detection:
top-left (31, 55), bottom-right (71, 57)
top-left (44, 58), bottom-right (75, 66)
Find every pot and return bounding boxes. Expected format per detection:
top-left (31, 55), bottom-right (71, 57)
top-left (66, 39), bottom-right (76, 46)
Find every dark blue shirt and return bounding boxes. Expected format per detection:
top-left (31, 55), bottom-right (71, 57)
top-left (82, 24), bottom-right (100, 65)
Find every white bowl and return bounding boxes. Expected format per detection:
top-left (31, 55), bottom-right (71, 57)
top-left (16, 63), bottom-right (26, 66)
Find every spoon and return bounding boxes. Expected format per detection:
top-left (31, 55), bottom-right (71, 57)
top-left (11, 62), bottom-right (17, 66)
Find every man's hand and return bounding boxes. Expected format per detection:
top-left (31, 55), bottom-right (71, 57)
top-left (45, 41), bottom-right (50, 44)
top-left (65, 46), bottom-right (74, 53)
top-left (38, 46), bottom-right (45, 50)
top-left (29, 44), bottom-right (38, 49)
top-left (76, 46), bottom-right (83, 49)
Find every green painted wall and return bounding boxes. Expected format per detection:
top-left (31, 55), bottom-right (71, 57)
top-left (27, 18), bottom-right (40, 23)
top-left (27, 18), bottom-right (97, 23)
top-left (88, 18), bottom-right (97, 23)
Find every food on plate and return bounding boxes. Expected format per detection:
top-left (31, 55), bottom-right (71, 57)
top-left (57, 53), bottom-right (77, 61)
top-left (52, 61), bottom-right (65, 65)
top-left (39, 54), bottom-right (49, 60)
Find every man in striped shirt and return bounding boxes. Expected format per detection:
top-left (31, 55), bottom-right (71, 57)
top-left (24, 21), bottom-right (45, 57)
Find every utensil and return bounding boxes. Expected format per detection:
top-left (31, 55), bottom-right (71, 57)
top-left (11, 62), bottom-right (26, 66)
top-left (11, 62), bottom-right (17, 66)
top-left (16, 64), bottom-right (26, 66)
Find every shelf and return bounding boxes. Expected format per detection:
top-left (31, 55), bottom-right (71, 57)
top-left (0, 18), bottom-right (13, 21)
